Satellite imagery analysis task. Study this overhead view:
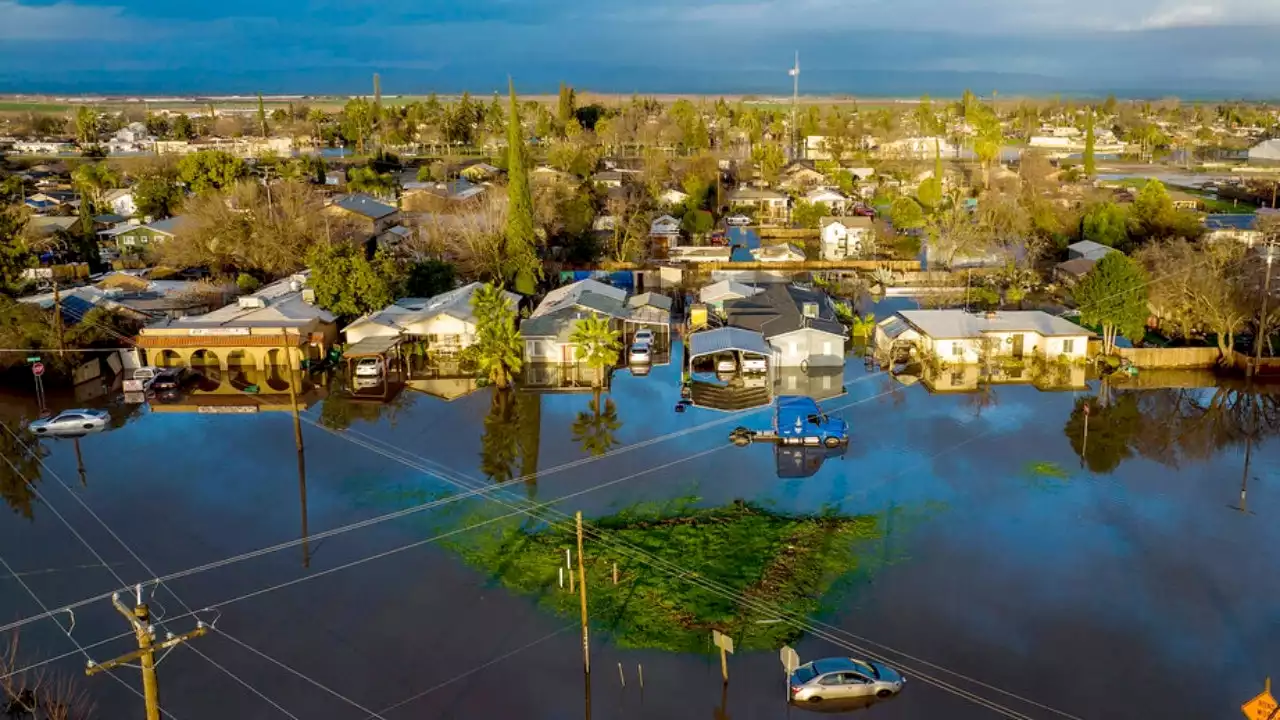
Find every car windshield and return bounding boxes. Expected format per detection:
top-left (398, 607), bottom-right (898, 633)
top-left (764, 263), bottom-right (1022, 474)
top-left (792, 665), bottom-right (817, 684)
top-left (852, 660), bottom-right (880, 679)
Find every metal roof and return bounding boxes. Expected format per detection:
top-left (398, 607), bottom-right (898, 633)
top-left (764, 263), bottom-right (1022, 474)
top-left (333, 194), bottom-right (397, 220)
top-left (896, 309), bottom-right (1094, 339)
top-left (688, 327), bottom-right (771, 358)
top-left (345, 336), bottom-right (401, 357)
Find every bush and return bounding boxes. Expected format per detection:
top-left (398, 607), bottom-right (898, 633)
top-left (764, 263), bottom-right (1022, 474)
top-left (236, 273), bottom-right (261, 293)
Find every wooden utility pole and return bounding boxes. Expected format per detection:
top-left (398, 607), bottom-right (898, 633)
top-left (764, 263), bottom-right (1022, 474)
top-left (283, 333), bottom-right (310, 567)
top-left (52, 281), bottom-right (65, 358)
top-left (1253, 237), bottom-right (1275, 376)
top-left (87, 586), bottom-right (207, 720)
top-left (576, 511), bottom-right (589, 675)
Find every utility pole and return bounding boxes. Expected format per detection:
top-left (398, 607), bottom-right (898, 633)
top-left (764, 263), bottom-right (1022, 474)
top-left (283, 333), bottom-right (310, 568)
top-left (52, 280), bottom-right (66, 359)
top-left (575, 511), bottom-right (589, 675)
top-left (788, 52), bottom-right (800, 160)
top-left (87, 585), bottom-right (207, 720)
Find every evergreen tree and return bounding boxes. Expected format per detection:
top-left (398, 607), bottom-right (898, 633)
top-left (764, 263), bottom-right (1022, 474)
top-left (557, 82), bottom-right (576, 128)
top-left (257, 93), bottom-right (268, 138)
top-left (504, 79), bottom-right (540, 295)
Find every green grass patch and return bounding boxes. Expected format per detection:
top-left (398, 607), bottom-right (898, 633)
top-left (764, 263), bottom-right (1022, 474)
top-left (0, 102), bottom-right (70, 113)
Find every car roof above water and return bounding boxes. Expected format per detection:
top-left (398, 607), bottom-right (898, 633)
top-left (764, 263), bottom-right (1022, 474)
top-left (812, 658), bottom-right (872, 675)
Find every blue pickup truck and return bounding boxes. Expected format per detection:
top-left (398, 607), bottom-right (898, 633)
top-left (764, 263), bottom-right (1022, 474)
top-left (729, 396), bottom-right (849, 449)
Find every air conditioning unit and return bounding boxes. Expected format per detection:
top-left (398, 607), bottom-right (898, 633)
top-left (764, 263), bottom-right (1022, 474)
top-left (802, 302), bottom-right (819, 318)
top-left (238, 296), bottom-right (266, 309)
top-left (301, 288), bottom-right (316, 304)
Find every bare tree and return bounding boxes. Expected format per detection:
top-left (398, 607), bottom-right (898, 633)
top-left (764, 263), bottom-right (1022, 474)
top-left (417, 193), bottom-right (511, 282)
top-left (2, 633), bottom-right (95, 720)
top-left (603, 186), bottom-right (651, 263)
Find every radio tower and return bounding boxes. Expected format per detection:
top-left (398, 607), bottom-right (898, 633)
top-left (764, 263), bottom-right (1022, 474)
top-left (789, 51), bottom-right (800, 159)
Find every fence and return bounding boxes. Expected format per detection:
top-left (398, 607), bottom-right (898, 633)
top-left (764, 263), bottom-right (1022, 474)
top-left (1116, 346), bottom-right (1223, 368)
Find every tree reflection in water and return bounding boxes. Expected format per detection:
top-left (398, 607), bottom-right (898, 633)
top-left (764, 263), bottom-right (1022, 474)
top-left (571, 390), bottom-right (621, 457)
top-left (480, 389), bottom-right (542, 495)
top-left (0, 426), bottom-right (45, 520)
top-left (1064, 384), bottom-right (1280, 474)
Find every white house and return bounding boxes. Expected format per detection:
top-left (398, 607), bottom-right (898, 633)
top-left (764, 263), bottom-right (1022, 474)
top-left (804, 187), bottom-right (851, 215)
top-left (723, 284), bottom-right (846, 368)
top-left (659, 188), bottom-right (690, 207)
top-left (344, 282), bottom-right (520, 353)
top-left (750, 244), bottom-right (805, 263)
top-left (874, 310), bottom-right (1092, 363)
top-left (818, 216), bottom-right (874, 260)
top-left (103, 189), bottom-right (137, 218)
top-left (876, 136), bottom-right (956, 159)
top-left (1204, 214), bottom-right (1264, 246)
top-left (650, 214), bottom-right (681, 237)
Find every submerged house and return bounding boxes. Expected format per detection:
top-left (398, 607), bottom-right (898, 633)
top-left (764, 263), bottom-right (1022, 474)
top-left (723, 284), bottom-right (846, 368)
top-left (344, 282), bottom-right (520, 353)
top-left (874, 309), bottom-right (1092, 364)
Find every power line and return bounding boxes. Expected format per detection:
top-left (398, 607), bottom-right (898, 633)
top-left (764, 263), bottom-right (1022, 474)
top-left (183, 644), bottom-right (301, 720)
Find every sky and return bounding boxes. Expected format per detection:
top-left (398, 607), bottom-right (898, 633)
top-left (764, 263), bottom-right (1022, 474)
top-left (0, 0), bottom-right (1278, 97)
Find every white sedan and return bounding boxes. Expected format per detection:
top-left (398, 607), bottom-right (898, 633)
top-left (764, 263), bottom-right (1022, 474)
top-left (726, 214), bottom-right (752, 226)
top-left (28, 409), bottom-right (109, 436)
top-left (628, 343), bottom-right (652, 365)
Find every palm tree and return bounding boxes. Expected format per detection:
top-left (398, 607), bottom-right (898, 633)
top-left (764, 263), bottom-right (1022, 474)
top-left (849, 313), bottom-right (877, 340)
top-left (71, 162), bottom-right (119, 213)
top-left (569, 315), bottom-right (621, 387)
top-left (469, 283), bottom-right (522, 388)
top-left (346, 166), bottom-right (396, 199)
top-left (571, 393), bottom-right (621, 457)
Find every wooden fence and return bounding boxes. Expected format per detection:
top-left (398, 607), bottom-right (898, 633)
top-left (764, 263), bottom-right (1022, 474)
top-left (1116, 346), bottom-right (1222, 369)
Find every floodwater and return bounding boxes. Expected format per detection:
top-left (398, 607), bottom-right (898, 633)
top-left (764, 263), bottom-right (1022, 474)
top-left (2, 301), bottom-right (1279, 720)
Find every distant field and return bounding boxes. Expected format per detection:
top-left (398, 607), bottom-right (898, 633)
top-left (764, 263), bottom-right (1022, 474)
top-left (0, 101), bottom-right (71, 112)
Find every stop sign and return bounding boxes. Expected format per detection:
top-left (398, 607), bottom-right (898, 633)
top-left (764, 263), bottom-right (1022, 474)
top-left (31, 362), bottom-right (44, 377)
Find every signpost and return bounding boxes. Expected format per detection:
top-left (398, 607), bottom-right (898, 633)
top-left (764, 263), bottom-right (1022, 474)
top-left (1242, 678), bottom-right (1277, 720)
top-left (28, 357), bottom-right (46, 415)
top-left (780, 646), bottom-right (800, 703)
top-left (31, 362), bottom-right (44, 377)
top-left (711, 630), bottom-right (734, 684)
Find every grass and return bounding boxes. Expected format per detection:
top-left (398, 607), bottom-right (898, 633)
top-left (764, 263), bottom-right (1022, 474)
top-left (0, 102), bottom-right (71, 113)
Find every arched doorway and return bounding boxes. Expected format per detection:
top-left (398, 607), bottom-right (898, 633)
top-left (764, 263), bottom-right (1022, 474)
top-left (189, 349), bottom-right (222, 387)
top-left (155, 350), bottom-right (182, 368)
top-left (226, 350), bottom-right (255, 368)
top-left (189, 349), bottom-right (221, 368)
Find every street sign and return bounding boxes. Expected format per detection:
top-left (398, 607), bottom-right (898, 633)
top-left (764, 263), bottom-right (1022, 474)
top-left (31, 362), bottom-right (45, 377)
top-left (1242, 679), bottom-right (1277, 720)
top-left (26, 356), bottom-right (40, 363)
top-left (712, 630), bottom-right (734, 655)
top-left (780, 646), bottom-right (800, 674)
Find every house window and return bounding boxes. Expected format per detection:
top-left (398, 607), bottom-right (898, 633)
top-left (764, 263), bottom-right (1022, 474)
top-left (951, 342), bottom-right (964, 357)
top-left (822, 342), bottom-right (832, 355)
top-left (1062, 338), bottom-right (1075, 354)
top-left (950, 371), bottom-right (965, 386)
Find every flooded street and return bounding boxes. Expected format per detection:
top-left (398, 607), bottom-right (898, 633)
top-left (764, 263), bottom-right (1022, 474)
top-left (2, 313), bottom-right (1279, 719)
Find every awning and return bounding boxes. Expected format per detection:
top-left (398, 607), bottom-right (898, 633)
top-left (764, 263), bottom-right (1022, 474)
top-left (688, 327), bottom-right (771, 359)
top-left (345, 336), bottom-right (402, 358)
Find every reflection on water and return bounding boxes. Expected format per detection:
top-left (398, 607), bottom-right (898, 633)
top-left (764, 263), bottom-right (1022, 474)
top-left (571, 391), bottom-right (622, 457)
top-left (790, 694), bottom-right (898, 714)
top-left (479, 389), bottom-right (541, 491)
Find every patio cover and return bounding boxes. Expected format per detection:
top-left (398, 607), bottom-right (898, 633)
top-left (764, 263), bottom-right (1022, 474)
top-left (688, 327), bottom-right (771, 359)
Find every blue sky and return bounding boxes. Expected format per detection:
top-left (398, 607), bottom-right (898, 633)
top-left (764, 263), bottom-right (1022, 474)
top-left (0, 0), bottom-right (1278, 96)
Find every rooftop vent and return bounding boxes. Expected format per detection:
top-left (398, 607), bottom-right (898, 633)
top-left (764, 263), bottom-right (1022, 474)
top-left (802, 302), bottom-right (819, 319)
top-left (238, 296), bottom-right (266, 309)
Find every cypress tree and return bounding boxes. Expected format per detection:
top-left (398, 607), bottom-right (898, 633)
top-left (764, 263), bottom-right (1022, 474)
top-left (1083, 109), bottom-right (1097, 179)
top-left (505, 79), bottom-right (539, 295)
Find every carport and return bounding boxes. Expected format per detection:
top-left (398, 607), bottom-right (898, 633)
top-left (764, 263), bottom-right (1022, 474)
top-left (687, 327), bottom-right (772, 372)
top-left (343, 336), bottom-right (404, 399)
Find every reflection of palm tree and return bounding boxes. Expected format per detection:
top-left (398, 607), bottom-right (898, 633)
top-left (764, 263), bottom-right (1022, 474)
top-left (481, 389), bottom-right (521, 482)
top-left (571, 391), bottom-right (621, 457)
top-left (0, 427), bottom-right (47, 519)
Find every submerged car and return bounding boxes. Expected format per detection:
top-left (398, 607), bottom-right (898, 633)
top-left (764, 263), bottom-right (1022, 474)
top-left (354, 357), bottom-right (385, 377)
top-left (789, 658), bottom-right (905, 703)
top-left (28, 409), bottom-right (110, 436)
top-left (150, 366), bottom-right (197, 392)
top-left (628, 343), bottom-right (652, 365)
top-left (633, 329), bottom-right (655, 346)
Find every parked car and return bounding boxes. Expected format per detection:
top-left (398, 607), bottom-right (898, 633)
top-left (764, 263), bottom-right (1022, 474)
top-left (127, 366), bottom-right (162, 390)
top-left (789, 657), bottom-right (905, 703)
top-left (353, 376), bottom-right (383, 389)
top-left (741, 356), bottom-right (768, 374)
top-left (150, 367), bottom-right (196, 392)
top-left (354, 357), bottom-right (384, 377)
top-left (852, 205), bottom-right (875, 218)
top-left (714, 353), bottom-right (737, 373)
top-left (725, 214), bottom-right (752, 226)
top-left (633, 329), bottom-right (655, 346)
top-left (28, 409), bottom-right (110, 436)
top-left (628, 343), bottom-right (652, 365)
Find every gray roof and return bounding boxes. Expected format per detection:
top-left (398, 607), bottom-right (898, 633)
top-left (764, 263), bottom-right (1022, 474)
top-left (1067, 240), bottom-right (1115, 261)
top-left (897, 310), bottom-right (1094, 339)
top-left (723, 284), bottom-right (844, 339)
top-left (729, 187), bottom-right (788, 201)
top-left (146, 216), bottom-right (186, 236)
top-left (688, 327), bottom-right (772, 358)
top-left (627, 292), bottom-right (673, 312)
top-left (520, 307), bottom-right (599, 341)
top-left (333, 194), bottom-right (398, 220)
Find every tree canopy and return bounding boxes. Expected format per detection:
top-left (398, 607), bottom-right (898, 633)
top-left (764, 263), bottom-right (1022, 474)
top-left (503, 80), bottom-right (541, 295)
top-left (305, 242), bottom-right (402, 319)
top-left (468, 283), bottom-right (523, 388)
top-left (1082, 202), bottom-right (1130, 250)
top-left (177, 150), bottom-right (248, 194)
top-left (1075, 252), bottom-right (1149, 354)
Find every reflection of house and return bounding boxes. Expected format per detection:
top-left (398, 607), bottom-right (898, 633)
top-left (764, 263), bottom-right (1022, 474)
top-left (668, 246), bottom-right (732, 264)
top-left (344, 282), bottom-right (520, 353)
top-left (728, 187), bottom-right (790, 225)
top-left (724, 284), bottom-right (845, 367)
top-left (917, 360), bottom-right (1087, 393)
top-left (147, 369), bottom-right (326, 414)
top-left (404, 355), bottom-right (481, 401)
top-left (750, 243), bottom-right (805, 263)
top-left (699, 279), bottom-right (762, 313)
top-left (874, 310), bottom-right (1091, 364)
top-left (136, 272), bottom-right (338, 371)
top-left (818, 216), bottom-right (873, 260)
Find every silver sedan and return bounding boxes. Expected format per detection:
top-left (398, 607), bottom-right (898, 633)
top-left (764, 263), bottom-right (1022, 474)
top-left (28, 409), bottom-right (110, 436)
top-left (789, 657), bottom-right (905, 704)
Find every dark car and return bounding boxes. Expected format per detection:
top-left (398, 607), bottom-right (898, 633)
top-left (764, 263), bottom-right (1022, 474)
top-left (150, 367), bottom-right (197, 392)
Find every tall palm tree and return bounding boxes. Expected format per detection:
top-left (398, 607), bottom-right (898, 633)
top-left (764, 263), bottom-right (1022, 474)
top-left (571, 393), bottom-right (621, 457)
top-left (469, 283), bottom-right (522, 388)
top-left (569, 315), bottom-right (621, 387)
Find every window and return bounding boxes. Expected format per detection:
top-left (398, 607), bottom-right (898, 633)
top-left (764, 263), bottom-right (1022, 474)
top-left (951, 341), bottom-right (964, 357)
top-left (818, 675), bottom-right (843, 686)
top-left (843, 673), bottom-right (869, 684)
top-left (950, 371), bottom-right (965, 387)
top-left (1062, 338), bottom-right (1075, 354)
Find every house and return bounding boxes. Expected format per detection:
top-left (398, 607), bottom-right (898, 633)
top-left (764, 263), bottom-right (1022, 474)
top-left (13, 140), bottom-right (76, 155)
top-left (750, 244), bottom-right (805, 263)
top-left (667, 246), bottom-right (732, 264)
top-left (649, 214), bottom-right (682, 257)
top-left (23, 192), bottom-right (70, 213)
top-left (1248, 139), bottom-right (1280, 165)
top-left (326, 194), bottom-right (402, 237)
top-left (727, 187), bottom-right (790, 225)
top-left (401, 179), bottom-right (485, 210)
top-left (873, 310), bottom-right (1092, 364)
top-left (1204, 214), bottom-right (1264, 246)
top-left (1053, 258), bottom-right (1098, 287)
top-left (344, 282), bottom-right (520, 353)
top-left (531, 166), bottom-right (575, 185)
top-left (591, 170), bottom-right (627, 188)
top-left (324, 170), bottom-right (345, 187)
top-left (1067, 240), bottom-right (1116, 262)
top-left (459, 163), bottom-right (501, 182)
top-left (659, 188), bottom-right (690, 207)
top-left (103, 188), bottom-right (137, 218)
top-left (804, 187), bottom-right (851, 215)
top-left (523, 279), bottom-right (669, 368)
top-left (818, 216), bottom-right (874, 260)
top-left (27, 216), bottom-right (79, 239)
top-left (723, 284), bottom-right (846, 367)
top-left (779, 163), bottom-right (826, 191)
top-left (135, 272), bottom-right (339, 370)
top-left (699, 279), bottom-right (762, 313)
top-left (1168, 191), bottom-right (1204, 211)
top-left (876, 136), bottom-right (956, 159)
top-left (100, 216), bottom-right (186, 252)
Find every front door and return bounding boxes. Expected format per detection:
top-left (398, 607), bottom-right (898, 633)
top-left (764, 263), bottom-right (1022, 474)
top-left (1011, 334), bottom-right (1025, 359)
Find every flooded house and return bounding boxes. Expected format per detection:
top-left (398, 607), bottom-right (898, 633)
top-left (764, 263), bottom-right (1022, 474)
top-left (874, 310), bottom-right (1092, 364)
